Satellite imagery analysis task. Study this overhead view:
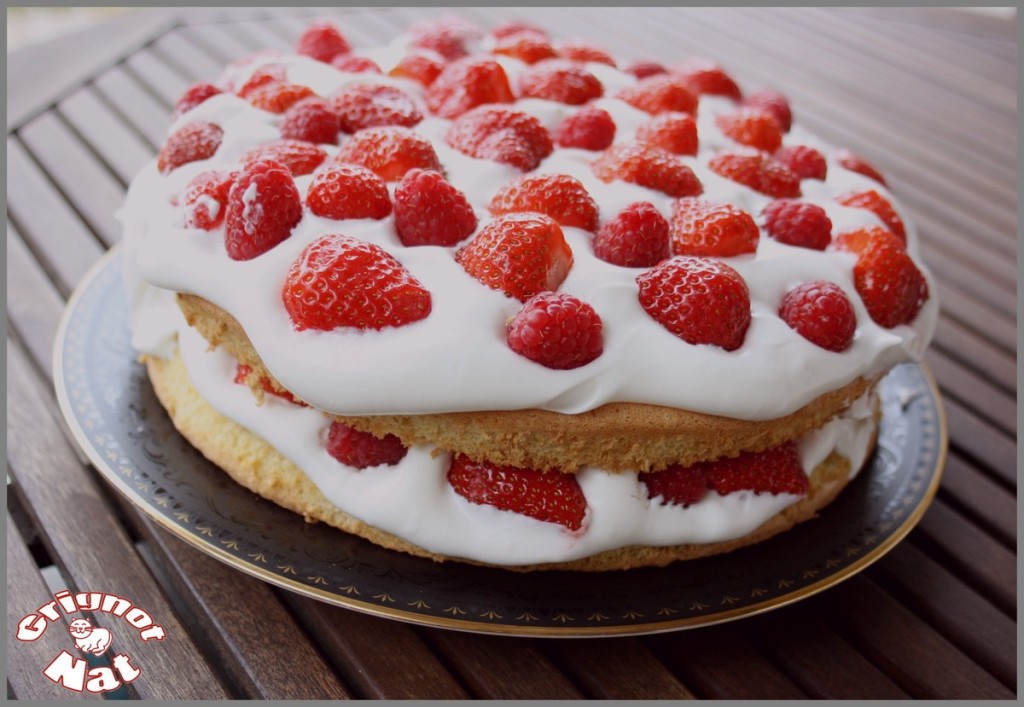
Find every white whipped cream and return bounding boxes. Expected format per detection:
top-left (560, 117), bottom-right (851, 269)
top-left (178, 320), bottom-right (876, 566)
top-left (121, 40), bottom-right (937, 422)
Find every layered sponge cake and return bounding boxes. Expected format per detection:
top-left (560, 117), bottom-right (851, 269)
top-left (121, 17), bottom-right (937, 570)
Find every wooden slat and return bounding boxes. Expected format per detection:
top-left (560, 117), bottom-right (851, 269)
top-left (943, 398), bottom-right (1016, 487)
top-left (939, 452), bottom-right (1015, 548)
top-left (6, 515), bottom-right (103, 701)
top-left (6, 137), bottom-right (104, 296)
top-left (925, 350), bottom-right (1016, 438)
top-left (18, 112), bottom-right (126, 248)
top-left (422, 630), bottom-right (583, 699)
top-left (6, 223), bottom-right (64, 373)
top-left (57, 87), bottom-right (152, 185)
top-left (179, 23), bottom-right (255, 66)
top-left (131, 519), bottom-right (352, 700)
top-left (931, 318), bottom-right (1016, 395)
top-left (545, 637), bottom-right (696, 699)
top-left (150, 27), bottom-right (225, 83)
top-left (6, 340), bottom-right (230, 700)
top-left (824, 577), bottom-right (1014, 699)
top-left (123, 48), bottom-right (193, 109)
top-left (282, 598), bottom-right (468, 699)
top-left (873, 542), bottom-right (1016, 689)
top-left (92, 65), bottom-right (170, 148)
top-left (934, 284), bottom-right (1016, 355)
top-left (920, 245), bottom-right (1015, 324)
top-left (221, 18), bottom-right (296, 53)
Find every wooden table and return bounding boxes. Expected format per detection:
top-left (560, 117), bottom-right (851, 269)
top-left (6, 7), bottom-right (1016, 699)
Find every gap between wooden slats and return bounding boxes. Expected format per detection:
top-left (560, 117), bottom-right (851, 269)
top-left (92, 66), bottom-right (168, 149)
top-left (922, 244), bottom-right (1016, 323)
top-left (943, 397), bottom-right (1016, 488)
top-left (931, 318), bottom-right (1016, 396)
top-left (939, 451), bottom-right (1016, 548)
top-left (57, 87), bottom-right (153, 185)
top-left (281, 596), bottom-right (468, 699)
top-left (219, 18), bottom-right (295, 53)
top-left (935, 285), bottom-right (1016, 355)
top-left (821, 576), bottom-right (1014, 699)
top-left (872, 542), bottom-right (1017, 690)
top-left (6, 224), bottom-right (64, 374)
top-left (6, 515), bottom-right (106, 700)
top-left (124, 48), bottom-right (193, 108)
top-left (6, 340), bottom-right (231, 700)
top-left (926, 350), bottom-right (1016, 438)
top-left (126, 517), bottom-right (352, 700)
top-left (150, 28), bottom-right (226, 86)
top-left (179, 23), bottom-right (255, 67)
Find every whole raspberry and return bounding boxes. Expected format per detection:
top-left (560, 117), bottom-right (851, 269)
top-left (636, 256), bottom-right (751, 351)
top-left (779, 281), bottom-right (857, 352)
top-left (639, 464), bottom-right (710, 507)
top-left (409, 20), bottom-right (476, 60)
top-left (773, 145), bottom-right (827, 181)
top-left (394, 169), bottom-right (477, 247)
top-left (592, 201), bottom-right (670, 268)
top-left (708, 149), bottom-right (801, 198)
top-left (242, 140), bottom-right (327, 176)
top-left (157, 121), bottom-right (223, 174)
top-left (673, 58), bottom-right (742, 101)
top-left (553, 107), bottom-right (616, 151)
top-left (592, 142), bottom-right (703, 198)
top-left (172, 82), bottom-right (222, 120)
top-left (296, 22), bottom-right (351, 63)
top-left (283, 234), bottom-right (432, 331)
top-left (742, 89), bottom-right (792, 132)
top-left (493, 34), bottom-right (558, 64)
top-left (280, 97), bottom-right (340, 145)
top-left (625, 61), bottom-right (667, 79)
top-left (716, 108), bottom-right (783, 152)
top-left (616, 74), bottom-right (698, 115)
top-left (247, 82), bottom-right (317, 114)
top-left (636, 112), bottom-right (698, 156)
top-left (388, 51), bottom-right (444, 87)
top-left (425, 58), bottom-right (515, 119)
top-left (669, 198), bottom-right (759, 257)
top-left (507, 292), bottom-right (604, 370)
top-left (836, 149), bottom-right (887, 185)
top-left (335, 126), bottom-right (443, 181)
top-left (330, 54), bottom-right (382, 74)
top-left (456, 212), bottom-right (573, 301)
top-left (326, 422), bottom-right (407, 469)
top-left (762, 199), bottom-right (832, 250)
top-left (556, 40), bottom-right (616, 67)
top-left (853, 230), bottom-right (929, 328)
top-left (489, 173), bottom-right (599, 232)
top-left (183, 170), bottom-right (236, 230)
top-left (306, 164), bottom-right (392, 220)
top-left (836, 189), bottom-right (905, 243)
top-left (516, 62), bottom-right (604, 105)
top-left (445, 106), bottom-right (553, 171)
top-left (330, 83), bottom-right (422, 133)
top-left (224, 159), bottom-right (303, 261)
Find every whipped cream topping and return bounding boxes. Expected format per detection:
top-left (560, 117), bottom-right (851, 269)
top-left (178, 319), bottom-right (877, 565)
top-left (121, 33), bottom-right (938, 421)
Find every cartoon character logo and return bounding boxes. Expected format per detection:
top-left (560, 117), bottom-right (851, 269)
top-left (68, 619), bottom-right (112, 656)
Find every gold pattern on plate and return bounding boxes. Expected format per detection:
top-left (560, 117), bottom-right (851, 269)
top-left (517, 612), bottom-right (540, 622)
top-left (277, 565), bottom-right (297, 575)
top-left (588, 612), bottom-right (609, 622)
top-left (553, 612), bottom-right (574, 623)
top-left (720, 595), bottom-right (739, 605)
top-left (196, 524), bottom-right (215, 537)
top-left (220, 539), bottom-right (240, 551)
top-left (338, 585), bottom-right (361, 595)
top-left (479, 609), bottom-right (502, 620)
top-left (777, 579), bottom-right (794, 588)
top-left (373, 592), bottom-right (396, 603)
top-left (409, 599), bottom-right (431, 609)
top-left (442, 606), bottom-right (466, 616)
top-left (656, 608), bottom-right (678, 617)
top-left (246, 552), bottom-right (268, 563)
top-left (750, 587), bottom-right (768, 597)
top-left (623, 610), bottom-right (644, 619)
top-left (308, 576), bottom-right (328, 586)
top-left (802, 569), bottom-right (819, 579)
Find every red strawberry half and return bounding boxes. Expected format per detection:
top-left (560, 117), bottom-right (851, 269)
top-left (306, 163), bottom-right (392, 220)
top-left (172, 82), bottom-right (222, 120)
top-left (616, 74), bottom-right (698, 115)
top-left (224, 159), bottom-right (303, 261)
top-left (670, 197), bottom-right (759, 257)
top-left (673, 58), bottom-right (742, 101)
top-left (296, 22), bottom-right (351, 63)
top-left (330, 83), bottom-right (423, 133)
top-left (852, 229), bottom-right (929, 328)
top-left (716, 108), bottom-right (783, 152)
top-left (447, 454), bottom-right (587, 531)
top-left (489, 173), bottom-right (599, 232)
top-left (708, 149), bottom-right (801, 198)
top-left (636, 112), bottom-right (698, 156)
top-left (445, 106), bottom-right (553, 172)
top-left (280, 96), bottom-right (340, 145)
top-left (516, 62), bottom-right (604, 105)
top-left (425, 58), bottom-right (514, 119)
top-left (334, 127), bottom-right (443, 181)
top-left (183, 170), bottom-right (236, 230)
top-left (326, 422), bottom-right (408, 469)
top-left (592, 141), bottom-right (703, 198)
top-left (553, 106), bottom-right (616, 151)
top-left (282, 234), bottom-right (432, 331)
top-left (835, 189), bottom-right (905, 244)
top-left (242, 139), bottom-right (327, 176)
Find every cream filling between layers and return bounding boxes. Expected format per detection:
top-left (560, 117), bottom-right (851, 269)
top-left (178, 320), bottom-right (877, 566)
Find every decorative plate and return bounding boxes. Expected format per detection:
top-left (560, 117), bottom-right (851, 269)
top-left (54, 248), bottom-right (946, 637)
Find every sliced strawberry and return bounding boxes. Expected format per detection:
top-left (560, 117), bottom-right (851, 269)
top-left (852, 229), bottom-right (929, 328)
top-left (447, 454), bottom-right (587, 530)
top-left (635, 112), bottom-right (698, 156)
top-left (639, 464), bottom-right (710, 507)
top-left (247, 82), bottom-right (317, 114)
top-left (489, 173), bottom-right (599, 231)
top-left (773, 145), bottom-right (827, 181)
top-left (831, 225), bottom-right (889, 256)
top-left (242, 139), bottom-right (327, 176)
top-left (330, 54), bottom-right (382, 74)
top-left (425, 58), bottom-right (515, 119)
top-left (616, 74), bottom-right (698, 115)
top-left (334, 127), bottom-right (443, 181)
top-left (669, 198), bottom-right (759, 257)
top-left (762, 199), bottom-right (832, 250)
top-left (306, 163), bottom-right (392, 220)
top-left (388, 51), bottom-right (445, 87)
top-left (507, 292), bottom-right (604, 370)
top-left (172, 82), bottom-right (222, 120)
top-left (236, 64), bottom-right (287, 99)
top-left (157, 121), bottom-right (223, 174)
top-left (624, 60), bottom-right (667, 79)
top-left (673, 58), bottom-right (742, 101)
top-left (456, 212), bottom-right (573, 301)
top-left (493, 34), bottom-right (558, 64)
top-left (516, 62), bottom-right (604, 105)
top-left (224, 159), bottom-right (303, 261)
top-left (296, 22), bottom-right (351, 63)
top-left (836, 149), bottom-right (887, 185)
top-left (183, 170), bottom-right (236, 230)
top-left (779, 281), bottom-right (857, 352)
top-left (444, 105), bottom-right (553, 171)
top-left (553, 106), bottom-right (616, 151)
top-left (592, 202), bottom-right (670, 268)
top-left (636, 256), bottom-right (751, 351)
top-left (280, 96), bottom-right (340, 145)
top-left (592, 142), bottom-right (703, 198)
top-left (708, 149), bottom-right (801, 198)
top-left (556, 40), bottom-right (616, 67)
top-left (742, 89), bottom-right (793, 132)
top-left (835, 189), bottom-right (905, 243)
top-left (326, 422), bottom-right (407, 469)
top-left (394, 169), bottom-right (477, 247)
top-left (490, 22), bottom-right (549, 41)
top-left (282, 234), bottom-right (432, 331)
top-left (716, 108), bottom-right (783, 152)
top-left (706, 442), bottom-right (808, 496)
top-left (330, 83), bottom-right (422, 133)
